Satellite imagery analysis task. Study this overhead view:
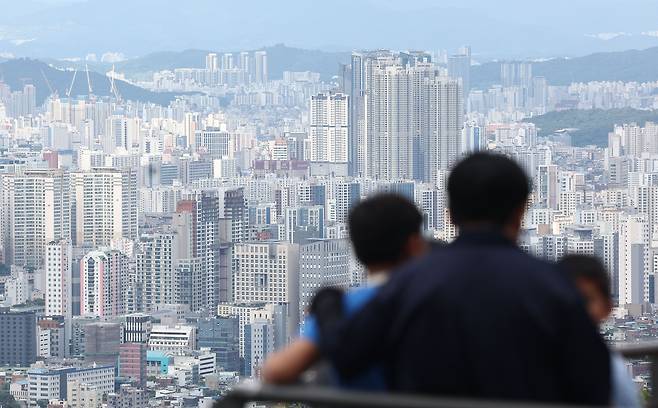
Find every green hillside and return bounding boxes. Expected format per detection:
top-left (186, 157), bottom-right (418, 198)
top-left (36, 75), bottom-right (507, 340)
top-left (523, 108), bottom-right (658, 146)
top-left (0, 58), bottom-right (183, 105)
top-left (472, 47), bottom-right (658, 89)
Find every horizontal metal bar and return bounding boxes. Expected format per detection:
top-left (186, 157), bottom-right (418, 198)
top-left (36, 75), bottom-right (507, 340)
top-left (215, 383), bottom-right (601, 408)
top-left (616, 340), bottom-right (658, 358)
top-left (215, 342), bottom-right (658, 408)
top-left (215, 340), bottom-right (658, 408)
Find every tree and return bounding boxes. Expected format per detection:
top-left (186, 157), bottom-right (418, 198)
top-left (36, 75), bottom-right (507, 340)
top-left (0, 390), bottom-right (21, 408)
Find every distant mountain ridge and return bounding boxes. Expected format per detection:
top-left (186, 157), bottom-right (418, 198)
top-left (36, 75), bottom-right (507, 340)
top-left (0, 58), bottom-right (183, 105)
top-left (471, 47), bottom-right (658, 89)
top-left (52, 45), bottom-right (352, 81)
top-left (111, 45), bottom-right (658, 86)
top-left (5, 45), bottom-right (658, 108)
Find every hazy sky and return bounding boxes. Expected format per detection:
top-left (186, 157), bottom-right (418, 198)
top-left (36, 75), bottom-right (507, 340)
top-left (1, 0), bottom-right (657, 59)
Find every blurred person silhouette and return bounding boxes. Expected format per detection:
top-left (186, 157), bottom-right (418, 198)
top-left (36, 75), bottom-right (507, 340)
top-left (262, 193), bottom-right (431, 388)
top-left (559, 254), bottom-right (640, 408)
top-left (314, 152), bottom-right (611, 405)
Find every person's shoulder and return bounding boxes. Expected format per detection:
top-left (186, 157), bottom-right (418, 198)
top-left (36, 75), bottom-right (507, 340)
top-left (344, 286), bottom-right (380, 314)
top-left (515, 251), bottom-right (582, 302)
top-left (386, 248), bottom-right (449, 285)
top-left (300, 314), bottom-right (320, 344)
top-left (446, 241), bottom-right (576, 297)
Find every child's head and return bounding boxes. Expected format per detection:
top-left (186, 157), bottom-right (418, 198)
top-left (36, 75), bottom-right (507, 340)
top-left (558, 255), bottom-right (613, 322)
top-left (348, 193), bottom-right (427, 274)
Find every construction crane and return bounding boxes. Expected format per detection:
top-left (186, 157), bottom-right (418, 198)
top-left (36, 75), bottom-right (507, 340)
top-left (40, 69), bottom-right (58, 99)
top-left (85, 63), bottom-right (93, 95)
top-left (108, 64), bottom-right (122, 103)
top-left (66, 68), bottom-right (78, 98)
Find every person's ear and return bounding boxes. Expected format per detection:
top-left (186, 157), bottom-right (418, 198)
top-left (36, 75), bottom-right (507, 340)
top-left (406, 234), bottom-right (429, 258)
top-left (503, 204), bottom-right (526, 241)
top-left (515, 201), bottom-right (528, 224)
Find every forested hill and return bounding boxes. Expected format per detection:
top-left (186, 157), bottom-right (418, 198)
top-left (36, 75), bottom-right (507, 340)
top-left (523, 108), bottom-right (658, 146)
top-left (472, 47), bottom-right (658, 90)
top-left (0, 58), bottom-right (182, 105)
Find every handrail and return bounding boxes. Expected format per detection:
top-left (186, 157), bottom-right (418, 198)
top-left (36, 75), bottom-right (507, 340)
top-left (617, 340), bottom-right (658, 359)
top-left (617, 341), bottom-right (658, 407)
top-left (215, 342), bottom-right (658, 408)
top-left (214, 383), bottom-right (602, 408)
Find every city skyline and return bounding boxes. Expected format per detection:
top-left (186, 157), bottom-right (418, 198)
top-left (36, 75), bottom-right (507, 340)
top-left (1, 2), bottom-right (658, 405)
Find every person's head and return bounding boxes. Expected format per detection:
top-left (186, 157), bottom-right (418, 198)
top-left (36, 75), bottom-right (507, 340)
top-left (559, 255), bottom-right (613, 323)
top-left (448, 153), bottom-right (530, 240)
top-left (348, 193), bottom-right (427, 274)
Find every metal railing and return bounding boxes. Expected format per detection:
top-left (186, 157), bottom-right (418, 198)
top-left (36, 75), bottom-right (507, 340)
top-left (214, 383), bottom-right (598, 408)
top-left (618, 340), bottom-right (658, 407)
top-left (214, 342), bottom-right (658, 408)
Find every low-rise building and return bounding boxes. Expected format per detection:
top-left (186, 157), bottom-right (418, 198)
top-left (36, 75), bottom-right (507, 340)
top-left (66, 380), bottom-right (101, 408)
top-left (148, 324), bottom-right (196, 355)
top-left (107, 384), bottom-right (148, 408)
top-left (27, 365), bottom-right (114, 405)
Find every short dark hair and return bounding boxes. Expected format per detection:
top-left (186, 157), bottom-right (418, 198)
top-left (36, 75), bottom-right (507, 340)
top-left (559, 255), bottom-right (612, 302)
top-left (448, 153), bottom-right (530, 226)
top-left (348, 193), bottom-right (423, 266)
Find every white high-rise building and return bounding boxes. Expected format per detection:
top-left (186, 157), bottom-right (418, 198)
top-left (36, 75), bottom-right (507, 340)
top-left (137, 233), bottom-right (178, 312)
top-left (205, 53), bottom-right (218, 72)
top-left (239, 51), bottom-right (250, 72)
top-left (536, 164), bottom-right (559, 209)
top-left (217, 303), bottom-right (271, 357)
top-left (309, 92), bottom-right (349, 163)
top-left (233, 243), bottom-right (300, 324)
top-left (184, 112), bottom-right (199, 150)
top-left (364, 61), bottom-right (462, 182)
top-left (8, 169), bottom-right (70, 268)
top-left (462, 121), bottom-right (484, 154)
top-left (195, 127), bottom-right (234, 159)
top-left (45, 239), bottom-right (73, 319)
top-left (136, 230), bottom-right (200, 312)
top-left (71, 168), bottom-right (138, 247)
top-left (367, 64), bottom-right (417, 180)
top-left (222, 53), bottom-right (234, 70)
top-left (80, 249), bottom-right (129, 318)
top-left (176, 189), bottom-right (244, 309)
top-left (254, 51), bottom-right (268, 84)
top-left (103, 116), bottom-right (138, 154)
top-left (298, 239), bottom-right (350, 320)
top-left (0, 174), bottom-right (11, 264)
top-left (244, 317), bottom-right (274, 378)
top-left (421, 75), bottom-right (463, 182)
top-left (618, 214), bottom-right (650, 305)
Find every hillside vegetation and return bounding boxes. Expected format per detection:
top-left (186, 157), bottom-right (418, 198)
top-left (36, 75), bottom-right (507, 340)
top-left (523, 108), bottom-right (658, 146)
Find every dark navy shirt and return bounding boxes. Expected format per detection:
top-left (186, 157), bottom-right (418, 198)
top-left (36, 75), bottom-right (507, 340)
top-left (320, 231), bottom-right (611, 405)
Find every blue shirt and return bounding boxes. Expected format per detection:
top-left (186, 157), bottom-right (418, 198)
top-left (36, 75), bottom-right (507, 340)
top-left (301, 285), bottom-right (386, 390)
